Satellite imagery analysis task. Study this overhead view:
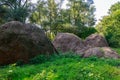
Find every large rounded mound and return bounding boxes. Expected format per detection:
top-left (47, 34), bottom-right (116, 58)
top-left (85, 34), bottom-right (108, 47)
top-left (0, 21), bottom-right (56, 65)
top-left (53, 33), bottom-right (85, 53)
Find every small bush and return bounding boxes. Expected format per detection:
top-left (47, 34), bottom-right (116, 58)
top-left (29, 55), bottom-right (49, 64)
top-left (57, 23), bottom-right (97, 39)
top-left (105, 34), bottom-right (120, 47)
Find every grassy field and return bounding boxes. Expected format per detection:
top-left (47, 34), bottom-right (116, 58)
top-left (0, 51), bottom-right (120, 80)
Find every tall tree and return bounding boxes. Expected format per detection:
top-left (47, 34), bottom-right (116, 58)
top-left (109, 1), bottom-right (120, 14)
top-left (30, 0), bottom-right (47, 25)
top-left (0, 0), bottom-right (33, 22)
top-left (96, 2), bottom-right (120, 47)
top-left (67, 0), bottom-right (95, 27)
top-left (29, 0), bottom-right (96, 39)
top-left (30, 0), bottom-right (59, 31)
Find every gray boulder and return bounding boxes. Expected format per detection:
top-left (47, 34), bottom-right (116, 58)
top-left (53, 33), bottom-right (85, 54)
top-left (0, 21), bottom-right (56, 65)
top-left (85, 34), bottom-right (108, 47)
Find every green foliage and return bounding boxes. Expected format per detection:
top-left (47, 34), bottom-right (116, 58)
top-left (96, 2), bottom-right (120, 47)
top-left (29, 55), bottom-right (49, 64)
top-left (109, 1), bottom-right (120, 14)
top-left (0, 0), bottom-right (33, 22)
top-left (76, 27), bottom-right (97, 39)
top-left (30, 0), bottom-right (96, 37)
top-left (46, 31), bottom-right (55, 41)
top-left (32, 70), bottom-right (58, 80)
top-left (59, 23), bottom-right (97, 39)
top-left (0, 52), bottom-right (120, 80)
top-left (67, 0), bottom-right (95, 27)
top-left (112, 48), bottom-right (120, 55)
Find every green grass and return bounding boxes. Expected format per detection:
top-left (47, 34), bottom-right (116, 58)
top-left (112, 48), bottom-right (120, 54)
top-left (0, 52), bottom-right (120, 80)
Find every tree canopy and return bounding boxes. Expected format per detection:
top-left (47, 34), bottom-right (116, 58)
top-left (0, 0), bottom-right (33, 23)
top-left (96, 2), bottom-right (120, 47)
top-left (29, 0), bottom-right (96, 38)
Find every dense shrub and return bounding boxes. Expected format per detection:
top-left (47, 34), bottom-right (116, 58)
top-left (59, 23), bottom-right (97, 39)
top-left (105, 33), bottom-right (120, 47)
top-left (76, 27), bottom-right (97, 39)
top-left (29, 55), bottom-right (50, 64)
